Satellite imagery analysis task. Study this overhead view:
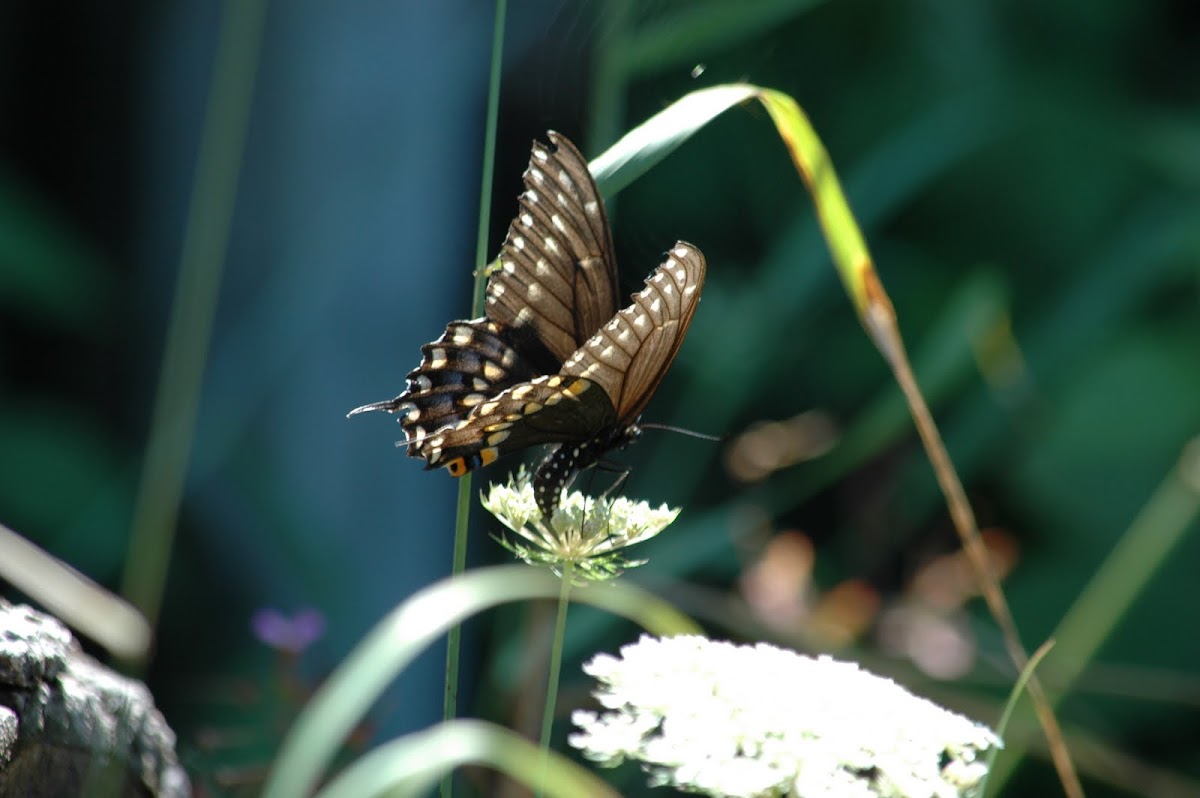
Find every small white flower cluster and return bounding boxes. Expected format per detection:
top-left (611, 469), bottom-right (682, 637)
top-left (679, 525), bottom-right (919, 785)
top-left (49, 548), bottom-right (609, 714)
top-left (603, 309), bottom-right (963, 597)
top-left (481, 471), bottom-right (679, 582)
top-left (570, 635), bottom-right (1001, 798)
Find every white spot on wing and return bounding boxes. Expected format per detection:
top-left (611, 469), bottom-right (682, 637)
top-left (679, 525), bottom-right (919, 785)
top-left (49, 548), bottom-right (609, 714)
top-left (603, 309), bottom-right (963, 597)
top-left (673, 246), bottom-right (689, 257)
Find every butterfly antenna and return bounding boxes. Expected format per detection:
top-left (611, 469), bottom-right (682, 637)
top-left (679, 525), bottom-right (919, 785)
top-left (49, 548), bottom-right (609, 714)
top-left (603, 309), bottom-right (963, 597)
top-left (638, 422), bottom-right (722, 442)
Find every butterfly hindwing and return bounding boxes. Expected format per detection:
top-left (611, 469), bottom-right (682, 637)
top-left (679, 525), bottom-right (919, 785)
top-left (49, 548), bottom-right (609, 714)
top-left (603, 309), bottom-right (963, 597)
top-left (416, 374), bottom-right (617, 478)
top-left (349, 319), bottom-right (537, 454)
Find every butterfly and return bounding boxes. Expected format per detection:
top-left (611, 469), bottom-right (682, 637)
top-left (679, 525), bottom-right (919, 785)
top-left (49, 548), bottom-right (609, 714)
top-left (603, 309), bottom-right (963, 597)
top-left (351, 132), bottom-right (705, 517)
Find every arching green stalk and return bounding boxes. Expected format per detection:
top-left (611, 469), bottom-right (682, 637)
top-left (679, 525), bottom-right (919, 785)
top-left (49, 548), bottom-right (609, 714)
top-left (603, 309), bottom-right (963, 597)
top-left (442, 3), bottom-right (507, 797)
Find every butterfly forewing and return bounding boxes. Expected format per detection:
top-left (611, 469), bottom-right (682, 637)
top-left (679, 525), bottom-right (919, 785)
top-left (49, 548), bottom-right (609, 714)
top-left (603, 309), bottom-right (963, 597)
top-left (485, 132), bottom-right (619, 361)
top-left (562, 242), bottom-right (706, 422)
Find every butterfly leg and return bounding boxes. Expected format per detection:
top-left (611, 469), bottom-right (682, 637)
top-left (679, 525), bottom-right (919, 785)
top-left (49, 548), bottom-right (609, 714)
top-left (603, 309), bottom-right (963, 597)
top-left (590, 459), bottom-right (631, 503)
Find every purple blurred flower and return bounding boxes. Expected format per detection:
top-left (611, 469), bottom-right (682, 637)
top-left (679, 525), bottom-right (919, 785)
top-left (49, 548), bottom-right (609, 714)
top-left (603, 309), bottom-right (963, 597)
top-left (251, 608), bottom-right (326, 653)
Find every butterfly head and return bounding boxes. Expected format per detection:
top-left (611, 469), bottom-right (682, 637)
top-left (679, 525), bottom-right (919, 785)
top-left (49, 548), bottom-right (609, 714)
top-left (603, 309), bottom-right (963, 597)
top-left (614, 423), bottom-right (642, 451)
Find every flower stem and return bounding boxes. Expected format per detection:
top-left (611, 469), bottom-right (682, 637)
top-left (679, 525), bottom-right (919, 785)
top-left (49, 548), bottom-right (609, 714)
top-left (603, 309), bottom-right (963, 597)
top-left (537, 562), bottom-right (574, 797)
top-left (442, 3), bottom-right (507, 797)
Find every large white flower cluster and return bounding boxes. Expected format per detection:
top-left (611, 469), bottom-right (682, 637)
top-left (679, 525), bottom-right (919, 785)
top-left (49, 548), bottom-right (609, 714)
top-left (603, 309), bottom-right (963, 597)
top-left (571, 635), bottom-right (1000, 798)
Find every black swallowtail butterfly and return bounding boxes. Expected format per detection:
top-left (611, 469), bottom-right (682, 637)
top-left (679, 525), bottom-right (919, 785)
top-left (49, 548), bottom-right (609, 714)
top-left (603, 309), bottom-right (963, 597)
top-left (351, 132), bottom-right (705, 516)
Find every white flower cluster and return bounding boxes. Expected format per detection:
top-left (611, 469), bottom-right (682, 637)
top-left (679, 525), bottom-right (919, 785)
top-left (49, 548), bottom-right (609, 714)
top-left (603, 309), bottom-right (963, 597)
top-left (481, 471), bottom-right (679, 582)
top-left (570, 635), bottom-right (1001, 798)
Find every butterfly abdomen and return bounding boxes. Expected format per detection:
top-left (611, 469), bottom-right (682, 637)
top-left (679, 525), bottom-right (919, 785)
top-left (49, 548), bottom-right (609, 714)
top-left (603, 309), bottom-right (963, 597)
top-left (533, 423), bottom-right (642, 516)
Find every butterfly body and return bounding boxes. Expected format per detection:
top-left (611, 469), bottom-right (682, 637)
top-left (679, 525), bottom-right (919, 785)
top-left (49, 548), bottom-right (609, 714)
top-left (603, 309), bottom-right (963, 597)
top-left (352, 133), bottom-right (705, 517)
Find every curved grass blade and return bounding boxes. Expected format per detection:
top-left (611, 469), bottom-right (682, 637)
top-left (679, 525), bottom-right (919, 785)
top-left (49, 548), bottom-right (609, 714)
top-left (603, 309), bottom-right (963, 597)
top-left (261, 564), bottom-right (699, 798)
top-left (314, 719), bottom-right (619, 798)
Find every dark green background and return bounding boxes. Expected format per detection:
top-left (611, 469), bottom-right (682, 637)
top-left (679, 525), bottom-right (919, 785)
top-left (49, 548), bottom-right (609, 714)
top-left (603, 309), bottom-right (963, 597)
top-left (1, 1), bottom-right (1197, 795)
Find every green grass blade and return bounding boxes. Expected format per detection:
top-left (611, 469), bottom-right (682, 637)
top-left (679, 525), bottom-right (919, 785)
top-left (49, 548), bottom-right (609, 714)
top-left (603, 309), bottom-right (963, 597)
top-left (314, 720), bottom-right (620, 798)
top-left (261, 564), bottom-right (699, 798)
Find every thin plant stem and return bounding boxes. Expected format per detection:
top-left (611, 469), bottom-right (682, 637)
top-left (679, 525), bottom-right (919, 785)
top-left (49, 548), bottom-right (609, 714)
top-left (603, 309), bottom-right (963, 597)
top-left (119, 0), bottom-right (269, 644)
top-left (980, 639), bottom-right (1056, 798)
top-left (538, 563), bottom-right (574, 798)
top-left (986, 436), bottom-right (1200, 792)
top-left (471, 0), bottom-right (508, 317)
top-left (754, 88), bottom-right (1083, 798)
top-left (865, 287), bottom-right (1084, 798)
top-left (442, 4), bottom-right (507, 797)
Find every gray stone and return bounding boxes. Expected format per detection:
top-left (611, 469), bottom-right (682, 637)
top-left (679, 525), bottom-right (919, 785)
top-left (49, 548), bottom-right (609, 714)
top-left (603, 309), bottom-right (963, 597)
top-left (0, 600), bottom-right (189, 797)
